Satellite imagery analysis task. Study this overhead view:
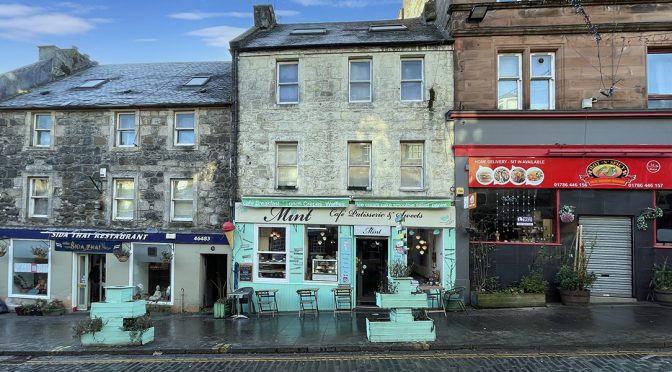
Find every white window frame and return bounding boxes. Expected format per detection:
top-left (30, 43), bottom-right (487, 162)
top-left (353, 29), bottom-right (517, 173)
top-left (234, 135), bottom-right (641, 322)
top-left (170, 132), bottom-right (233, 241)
top-left (115, 112), bottom-right (137, 147)
top-left (497, 53), bottom-right (522, 110)
top-left (174, 111), bottom-right (196, 146)
top-left (347, 142), bottom-right (372, 190)
top-left (8, 239), bottom-right (52, 299)
top-left (129, 243), bottom-right (175, 306)
top-left (530, 52), bottom-right (556, 110)
top-left (400, 142), bottom-right (424, 190)
top-left (400, 58), bottom-right (424, 102)
top-left (32, 113), bottom-right (53, 147)
top-left (277, 61), bottom-right (299, 104)
top-left (253, 225), bottom-right (290, 283)
top-left (28, 177), bottom-right (49, 218)
top-left (170, 178), bottom-right (194, 222)
top-left (276, 142), bottom-right (298, 189)
top-left (349, 59), bottom-right (372, 103)
top-left (112, 178), bottom-right (135, 221)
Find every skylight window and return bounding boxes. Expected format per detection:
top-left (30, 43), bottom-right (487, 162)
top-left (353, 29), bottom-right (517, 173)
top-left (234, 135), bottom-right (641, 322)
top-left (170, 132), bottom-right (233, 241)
top-left (185, 77), bottom-right (210, 86)
top-left (290, 28), bottom-right (327, 35)
top-left (78, 79), bottom-right (107, 88)
top-left (369, 24), bottom-right (408, 32)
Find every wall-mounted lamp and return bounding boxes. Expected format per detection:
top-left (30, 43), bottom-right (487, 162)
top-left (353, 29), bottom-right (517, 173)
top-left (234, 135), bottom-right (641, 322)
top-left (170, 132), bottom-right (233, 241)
top-left (467, 5), bottom-right (488, 22)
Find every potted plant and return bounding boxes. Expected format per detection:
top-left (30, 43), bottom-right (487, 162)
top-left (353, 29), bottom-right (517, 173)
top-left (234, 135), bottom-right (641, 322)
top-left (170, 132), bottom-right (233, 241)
top-left (73, 317), bottom-right (105, 341)
top-left (42, 299), bottom-right (66, 316)
top-left (113, 247), bottom-right (131, 262)
top-left (0, 239), bottom-right (8, 258)
top-left (210, 273), bottom-right (231, 318)
top-left (160, 250), bottom-right (173, 264)
top-left (555, 226), bottom-right (597, 305)
top-left (652, 259), bottom-right (672, 306)
top-left (123, 313), bottom-right (153, 344)
top-left (31, 246), bottom-right (48, 259)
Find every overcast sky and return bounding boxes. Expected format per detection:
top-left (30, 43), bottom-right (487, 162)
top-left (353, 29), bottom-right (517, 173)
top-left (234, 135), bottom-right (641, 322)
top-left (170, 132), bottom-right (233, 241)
top-left (0, 0), bottom-right (402, 73)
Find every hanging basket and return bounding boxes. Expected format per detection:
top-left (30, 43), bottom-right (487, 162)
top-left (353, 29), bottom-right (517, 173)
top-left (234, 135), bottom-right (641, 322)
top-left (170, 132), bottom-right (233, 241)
top-left (116, 255), bottom-right (129, 263)
top-left (559, 205), bottom-right (575, 224)
top-left (0, 249), bottom-right (6, 258)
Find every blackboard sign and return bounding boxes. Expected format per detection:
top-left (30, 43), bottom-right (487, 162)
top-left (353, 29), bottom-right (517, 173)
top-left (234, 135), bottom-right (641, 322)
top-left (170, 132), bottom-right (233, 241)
top-left (239, 263), bottom-right (253, 282)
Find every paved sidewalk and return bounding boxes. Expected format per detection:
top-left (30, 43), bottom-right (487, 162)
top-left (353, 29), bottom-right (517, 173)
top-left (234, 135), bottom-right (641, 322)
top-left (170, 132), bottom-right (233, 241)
top-left (1, 303), bottom-right (671, 355)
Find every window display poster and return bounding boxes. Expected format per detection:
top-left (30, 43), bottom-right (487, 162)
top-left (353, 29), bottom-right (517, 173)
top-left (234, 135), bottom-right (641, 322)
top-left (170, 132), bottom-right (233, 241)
top-left (338, 237), bottom-right (352, 285)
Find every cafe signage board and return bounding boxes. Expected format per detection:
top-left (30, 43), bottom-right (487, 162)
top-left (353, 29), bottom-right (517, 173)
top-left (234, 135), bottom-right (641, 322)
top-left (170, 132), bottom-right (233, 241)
top-left (469, 157), bottom-right (672, 189)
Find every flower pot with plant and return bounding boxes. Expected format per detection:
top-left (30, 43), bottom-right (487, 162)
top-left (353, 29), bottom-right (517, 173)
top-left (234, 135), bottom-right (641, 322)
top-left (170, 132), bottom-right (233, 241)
top-left (42, 299), bottom-right (66, 316)
top-left (652, 259), bottom-right (672, 306)
top-left (113, 247), bottom-right (131, 263)
top-left (555, 225), bottom-right (597, 305)
top-left (210, 273), bottom-right (231, 318)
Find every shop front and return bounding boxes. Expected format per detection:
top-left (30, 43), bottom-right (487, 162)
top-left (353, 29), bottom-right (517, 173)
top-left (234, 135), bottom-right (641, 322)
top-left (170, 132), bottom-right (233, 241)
top-left (0, 228), bottom-right (231, 312)
top-left (463, 153), bottom-right (672, 300)
top-left (232, 197), bottom-right (456, 311)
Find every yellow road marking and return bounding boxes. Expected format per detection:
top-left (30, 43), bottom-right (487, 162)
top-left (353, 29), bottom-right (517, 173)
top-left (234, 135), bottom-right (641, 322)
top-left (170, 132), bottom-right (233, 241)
top-left (19, 350), bottom-right (672, 365)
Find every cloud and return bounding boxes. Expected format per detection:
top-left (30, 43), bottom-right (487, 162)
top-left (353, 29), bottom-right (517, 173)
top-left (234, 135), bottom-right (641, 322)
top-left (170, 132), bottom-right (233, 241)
top-left (169, 11), bottom-right (251, 20)
top-left (0, 3), bottom-right (100, 41)
top-left (186, 25), bottom-right (247, 47)
top-left (54, 2), bottom-right (107, 15)
top-left (134, 38), bottom-right (157, 43)
top-left (291, 0), bottom-right (394, 8)
top-left (275, 10), bottom-right (300, 17)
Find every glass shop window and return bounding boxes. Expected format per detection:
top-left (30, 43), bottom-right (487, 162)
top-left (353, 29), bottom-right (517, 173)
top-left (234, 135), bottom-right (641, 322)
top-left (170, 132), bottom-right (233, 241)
top-left (406, 228), bottom-right (440, 283)
top-left (305, 226), bottom-right (339, 282)
top-left (9, 239), bottom-right (50, 298)
top-left (656, 190), bottom-right (672, 246)
top-left (469, 188), bottom-right (557, 243)
top-left (132, 243), bottom-right (174, 304)
top-left (256, 226), bottom-right (289, 281)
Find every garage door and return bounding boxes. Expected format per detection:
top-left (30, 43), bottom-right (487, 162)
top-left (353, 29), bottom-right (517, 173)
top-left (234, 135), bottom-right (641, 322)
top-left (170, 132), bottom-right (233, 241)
top-left (579, 216), bottom-right (633, 298)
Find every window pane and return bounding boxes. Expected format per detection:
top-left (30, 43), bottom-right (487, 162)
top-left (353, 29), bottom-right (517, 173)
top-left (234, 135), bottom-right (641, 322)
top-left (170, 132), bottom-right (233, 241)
top-left (132, 243), bottom-right (173, 302)
top-left (278, 167), bottom-right (298, 186)
top-left (36, 131), bottom-right (51, 146)
top-left (401, 143), bottom-right (423, 165)
top-left (279, 63), bottom-right (298, 83)
top-left (176, 113), bottom-right (194, 129)
top-left (498, 55), bottom-right (520, 78)
top-left (177, 130), bottom-right (194, 145)
top-left (648, 53), bottom-right (672, 95)
top-left (119, 131), bottom-right (135, 146)
top-left (279, 85), bottom-right (299, 103)
top-left (305, 226), bottom-right (339, 281)
top-left (11, 240), bottom-right (50, 296)
top-left (348, 167), bottom-right (370, 187)
top-left (116, 200), bottom-right (134, 219)
top-left (35, 115), bottom-right (52, 129)
top-left (649, 99), bottom-right (672, 109)
top-left (530, 80), bottom-right (550, 109)
top-left (277, 144), bottom-right (297, 165)
top-left (350, 61), bottom-right (371, 81)
top-left (401, 167), bottom-right (422, 188)
top-left (173, 200), bottom-right (192, 219)
top-left (118, 114), bottom-right (135, 129)
top-left (115, 180), bottom-right (134, 198)
top-left (498, 81), bottom-right (519, 109)
top-left (531, 54), bottom-right (552, 77)
top-left (32, 179), bottom-right (48, 197)
top-left (401, 60), bottom-right (422, 80)
top-left (401, 82), bottom-right (422, 101)
top-left (172, 180), bottom-right (193, 199)
top-left (33, 199), bottom-right (48, 216)
top-left (348, 143), bottom-right (370, 165)
top-left (350, 82), bottom-right (371, 101)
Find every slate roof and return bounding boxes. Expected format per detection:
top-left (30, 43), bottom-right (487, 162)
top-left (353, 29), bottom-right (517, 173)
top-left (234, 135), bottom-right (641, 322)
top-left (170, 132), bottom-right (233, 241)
top-left (232, 18), bottom-right (449, 51)
top-left (0, 61), bottom-right (231, 109)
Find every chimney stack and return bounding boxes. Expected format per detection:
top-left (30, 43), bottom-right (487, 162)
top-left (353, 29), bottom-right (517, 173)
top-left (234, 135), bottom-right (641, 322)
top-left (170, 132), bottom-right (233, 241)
top-left (253, 5), bottom-right (276, 29)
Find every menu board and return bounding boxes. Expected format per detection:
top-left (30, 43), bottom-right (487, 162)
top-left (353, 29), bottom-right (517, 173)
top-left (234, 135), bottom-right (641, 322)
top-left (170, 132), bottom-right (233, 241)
top-left (338, 237), bottom-right (352, 285)
top-left (238, 263), bottom-right (253, 282)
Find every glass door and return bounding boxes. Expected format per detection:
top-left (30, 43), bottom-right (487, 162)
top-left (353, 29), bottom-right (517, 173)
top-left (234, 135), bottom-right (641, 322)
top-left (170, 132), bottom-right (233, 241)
top-left (76, 254), bottom-right (90, 311)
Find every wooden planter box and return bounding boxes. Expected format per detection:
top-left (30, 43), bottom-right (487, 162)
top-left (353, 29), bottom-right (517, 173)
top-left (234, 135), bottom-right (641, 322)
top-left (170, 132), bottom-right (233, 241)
top-left (81, 327), bottom-right (154, 346)
top-left (471, 292), bottom-right (546, 309)
top-left (559, 289), bottom-right (590, 306)
top-left (654, 289), bottom-right (672, 306)
top-left (214, 302), bottom-right (231, 318)
top-left (375, 292), bottom-right (429, 309)
top-left (366, 317), bottom-right (436, 342)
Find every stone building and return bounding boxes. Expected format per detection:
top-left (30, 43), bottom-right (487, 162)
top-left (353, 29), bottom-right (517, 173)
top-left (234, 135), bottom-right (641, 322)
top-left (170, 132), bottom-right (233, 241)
top-left (229, 5), bottom-right (456, 310)
top-left (0, 47), bottom-right (235, 312)
top-left (437, 1), bottom-right (672, 302)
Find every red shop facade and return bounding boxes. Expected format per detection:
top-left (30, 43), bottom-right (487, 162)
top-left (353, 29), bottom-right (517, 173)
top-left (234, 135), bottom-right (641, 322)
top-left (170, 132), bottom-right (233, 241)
top-left (455, 144), bottom-right (672, 301)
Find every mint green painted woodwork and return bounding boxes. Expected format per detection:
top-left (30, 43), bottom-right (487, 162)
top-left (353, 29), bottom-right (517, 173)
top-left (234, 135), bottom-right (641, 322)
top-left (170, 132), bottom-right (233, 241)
top-left (354, 199), bottom-right (453, 208)
top-left (242, 197), bottom-right (349, 208)
top-left (238, 282), bottom-right (339, 311)
top-left (80, 286), bottom-right (154, 346)
top-left (234, 223), bottom-right (255, 263)
top-left (442, 228), bottom-right (456, 289)
top-left (289, 224), bottom-right (305, 284)
top-left (368, 277), bottom-right (436, 343)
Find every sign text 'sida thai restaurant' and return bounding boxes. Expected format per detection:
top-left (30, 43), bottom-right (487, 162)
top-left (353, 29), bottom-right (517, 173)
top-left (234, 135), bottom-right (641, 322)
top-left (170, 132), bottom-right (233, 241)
top-left (468, 157), bottom-right (671, 189)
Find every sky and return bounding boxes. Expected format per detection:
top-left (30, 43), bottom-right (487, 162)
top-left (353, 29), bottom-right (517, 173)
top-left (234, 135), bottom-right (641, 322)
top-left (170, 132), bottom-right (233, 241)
top-left (0, 0), bottom-right (403, 73)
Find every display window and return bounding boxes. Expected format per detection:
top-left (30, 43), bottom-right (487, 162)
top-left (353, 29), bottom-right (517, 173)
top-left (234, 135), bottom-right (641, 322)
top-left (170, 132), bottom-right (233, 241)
top-left (255, 226), bottom-right (289, 281)
top-left (469, 189), bottom-right (558, 243)
top-left (305, 225), bottom-right (339, 282)
top-left (131, 243), bottom-right (174, 304)
top-left (656, 190), bottom-right (672, 247)
top-left (9, 239), bottom-right (51, 299)
top-left (406, 228), bottom-right (440, 283)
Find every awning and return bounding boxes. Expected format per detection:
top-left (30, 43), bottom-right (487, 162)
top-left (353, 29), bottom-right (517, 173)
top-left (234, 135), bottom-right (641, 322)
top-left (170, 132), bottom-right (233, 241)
top-left (354, 199), bottom-right (453, 209)
top-left (241, 197), bottom-right (350, 208)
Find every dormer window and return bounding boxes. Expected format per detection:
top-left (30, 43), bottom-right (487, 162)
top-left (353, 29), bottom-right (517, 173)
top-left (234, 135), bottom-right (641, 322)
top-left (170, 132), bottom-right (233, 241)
top-left (184, 77), bottom-right (210, 86)
top-left (369, 24), bottom-right (407, 32)
top-left (78, 79), bottom-right (107, 88)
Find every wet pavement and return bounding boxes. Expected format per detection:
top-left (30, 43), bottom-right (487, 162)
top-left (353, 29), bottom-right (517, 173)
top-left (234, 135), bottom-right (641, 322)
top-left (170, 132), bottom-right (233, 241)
top-left (1, 303), bottom-right (671, 355)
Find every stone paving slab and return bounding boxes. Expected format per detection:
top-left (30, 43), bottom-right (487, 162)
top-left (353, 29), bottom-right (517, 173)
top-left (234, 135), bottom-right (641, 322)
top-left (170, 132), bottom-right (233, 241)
top-left (0, 303), bottom-right (671, 355)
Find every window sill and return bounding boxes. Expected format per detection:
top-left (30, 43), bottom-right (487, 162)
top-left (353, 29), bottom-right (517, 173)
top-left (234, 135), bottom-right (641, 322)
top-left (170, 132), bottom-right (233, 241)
top-left (347, 186), bottom-right (371, 191)
top-left (400, 187), bottom-right (426, 192)
top-left (171, 145), bottom-right (197, 150)
top-left (9, 294), bottom-right (50, 300)
top-left (276, 102), bottom-right (299, 106)
top-left (276, 186), bottom-right (297, 191)
top-left (112, 146), bottom-right (140, 151)
top-left (654, 245), bottom-right (672, 249)
top-left (469, 240), bottom-right (561, 246)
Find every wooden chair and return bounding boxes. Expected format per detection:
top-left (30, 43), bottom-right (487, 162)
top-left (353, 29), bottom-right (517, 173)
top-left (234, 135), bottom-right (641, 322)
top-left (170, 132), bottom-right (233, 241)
top-left (255, 289), bottom-right (278, 317)
top-left (331, 285), bottom-right (353, 318)
top-left (297, 288), bottom-right (319, 318)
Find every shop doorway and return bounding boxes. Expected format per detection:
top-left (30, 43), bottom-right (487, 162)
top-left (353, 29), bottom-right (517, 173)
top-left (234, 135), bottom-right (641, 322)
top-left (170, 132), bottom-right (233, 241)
top-left (580, 216), bottom-right (633, 297)
top-left (203, 254), bottom-right (228, 308)
top-left (75, 253), bottom-right (106, 311)
top-left (356, 238), bottom-right (388, 305)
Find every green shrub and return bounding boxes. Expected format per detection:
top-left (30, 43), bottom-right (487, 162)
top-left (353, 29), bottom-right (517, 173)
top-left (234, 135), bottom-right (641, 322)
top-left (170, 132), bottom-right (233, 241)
top-left (556, 264), bottom-right (597, 291)
top-left (519, 273), bottom-right (548, 294)
top-left (653, 260), bottom-right (672, 291)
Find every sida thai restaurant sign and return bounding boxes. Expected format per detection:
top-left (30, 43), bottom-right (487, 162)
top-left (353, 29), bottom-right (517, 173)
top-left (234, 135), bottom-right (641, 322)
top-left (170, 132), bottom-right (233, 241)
top-left (469, 157), bottom-right (671, 189)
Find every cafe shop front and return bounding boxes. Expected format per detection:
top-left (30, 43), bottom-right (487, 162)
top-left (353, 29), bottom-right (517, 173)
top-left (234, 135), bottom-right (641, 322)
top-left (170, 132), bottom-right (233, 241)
top-left (231, 197), bottom-right (456, 311)
top-left (0, 228), bottom-right (230, 312)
